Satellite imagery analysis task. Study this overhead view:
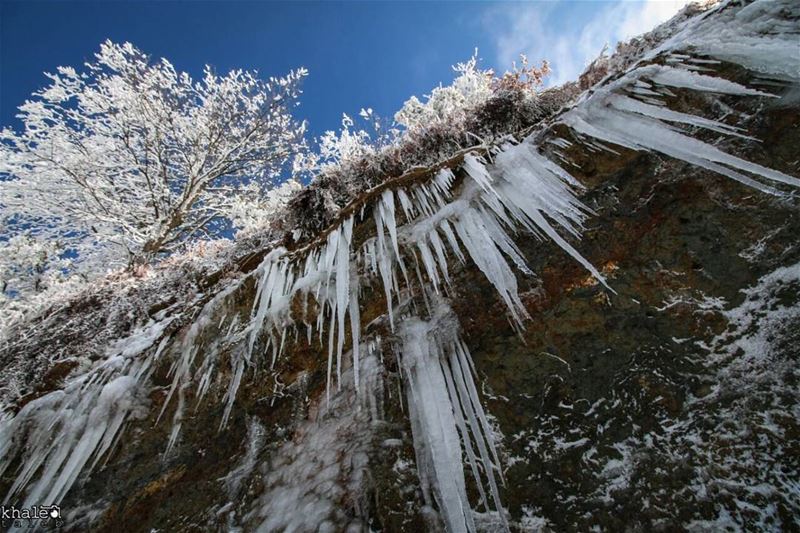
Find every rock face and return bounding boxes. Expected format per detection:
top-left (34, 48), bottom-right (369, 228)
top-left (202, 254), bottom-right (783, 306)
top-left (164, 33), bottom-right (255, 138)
top-left (1, 1), bottom-right (799, 532)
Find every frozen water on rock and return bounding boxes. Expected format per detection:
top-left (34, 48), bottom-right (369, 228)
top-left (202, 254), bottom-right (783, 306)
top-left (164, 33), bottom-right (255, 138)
top-left (246, 347), bottom-right (383, 532)
top-left (645, 64), bottom-right (775, 98)
top-left (218, 417), bottom-right (267, 529)
top-left (239, 132), bottom-right (603, 397)
top-left (0, 317), bottom-right (173, 507)
top-left (561, 64), bottom-right (800, 195)
top-left (599, 262), bottom-right (800, 530)
top-left (561, 0), bottom-right (800, 197)
top-left (398, 302), bottom-right (507, 533)
top-left (3, 0), bottom-right (800, 522)
top-left (656, 0), bottom-right (800, 83)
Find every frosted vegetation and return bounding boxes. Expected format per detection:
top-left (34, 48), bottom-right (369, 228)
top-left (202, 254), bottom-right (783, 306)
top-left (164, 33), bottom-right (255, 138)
top-left (0, 0), bottom-right (799, 531)
top-left (0, 41), bottom-right (308, 311)
top-left (0, 43), bottom-right (552, 328)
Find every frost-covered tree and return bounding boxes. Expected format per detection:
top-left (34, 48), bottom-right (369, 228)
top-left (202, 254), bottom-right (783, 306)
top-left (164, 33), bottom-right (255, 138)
top-left (0, 233), bottom-right (72, 296)
top-left (0, 41), bottom-right (308, 270)
top-left (395, 52), bottom-right (549, 135)
top-left (294, 108), bottom-right (397, 177)
top-left (394, 54), bottom-right (495, 134)
top-left (0, 233), bottom-right (82, 329)
top-left (226, 178), bottom-right (302, 236)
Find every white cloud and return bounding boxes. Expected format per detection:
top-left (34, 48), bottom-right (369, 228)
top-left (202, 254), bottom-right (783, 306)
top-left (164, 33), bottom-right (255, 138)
top-left (487, 0), bottom-right (690, 86)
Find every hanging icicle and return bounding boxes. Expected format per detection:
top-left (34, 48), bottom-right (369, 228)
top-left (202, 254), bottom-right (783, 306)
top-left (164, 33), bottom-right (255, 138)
top-left (397, 301), bottom-right (508, 533)
top-left (0, 318), bottom-right (173, 507)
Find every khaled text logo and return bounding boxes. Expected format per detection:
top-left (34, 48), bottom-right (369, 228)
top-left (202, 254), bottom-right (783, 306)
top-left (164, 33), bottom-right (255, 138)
top-left (1, 505), bottom-right (63, 528)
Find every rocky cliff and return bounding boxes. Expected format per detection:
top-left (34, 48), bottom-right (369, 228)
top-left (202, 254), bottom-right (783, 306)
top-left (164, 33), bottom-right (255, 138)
top-left (1, 1), bottom-right (799, 531)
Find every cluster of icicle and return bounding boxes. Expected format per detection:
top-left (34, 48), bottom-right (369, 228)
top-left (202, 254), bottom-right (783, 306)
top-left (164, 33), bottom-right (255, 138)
top-left (0, 316), bottom-right (174, 510)
top-left (1, 1), bottom-right (799, 529)
top-left (397, 301), bottom-right (507, 532)
top-left (557, 0), bottom-right (800, 197)
top-left (237, 139), bottom-right (607, 406)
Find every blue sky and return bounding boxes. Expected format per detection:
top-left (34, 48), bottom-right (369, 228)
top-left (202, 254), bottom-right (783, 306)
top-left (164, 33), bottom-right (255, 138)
top-left (0, 0), bottom-right (687, 140)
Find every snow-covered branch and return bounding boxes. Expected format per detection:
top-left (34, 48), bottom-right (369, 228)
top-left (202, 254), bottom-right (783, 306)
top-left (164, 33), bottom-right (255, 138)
top-left (0, 41), bottom-right (308, 280)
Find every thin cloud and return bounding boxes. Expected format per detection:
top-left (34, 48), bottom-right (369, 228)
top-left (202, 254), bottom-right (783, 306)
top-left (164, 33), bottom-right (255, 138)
top-left (487, 0), bottom-right (690, 86)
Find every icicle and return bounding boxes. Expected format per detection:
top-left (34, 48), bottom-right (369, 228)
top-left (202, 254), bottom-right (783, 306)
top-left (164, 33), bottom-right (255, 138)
top-left (451, 342), bottom-right (506, 502)
top-left (397, 302), bottom-right (508, 532)
top-left (326, 300), bottom-right (337, 403)
top-left (247, 247), bottom-right (289, 360)
top-left (158, 317), bottom-right (205, 424)
top-left (381, 190), bottom-right (401, 259)
top-left (440, 219), bottom-right (465, 264)
top-left (164, 382), bottom-right (186, 457)
top-left (435, 167), bottom-right (456, 193)
top-left (417, 237), bottom-right (441, 293)
top-left (335, 217), bottom-right (354, 389)
top-left (195, 361), bottom-right (216, 408)
top-left (560, 53), bottom-right (800, 196)
top-left (463, 154), bottom-right (499, 199)
top-left (645, 64), bottom-right (776, 97)
top-left (220, 347), bottom-right (247, 430)
top-left (561, 91), bottom-right (800, 194)
top-left (414, 186), bottom-right (436, 218)
top-left (0, 319), bottom-right (172, 507)
top-left (374, 200), bottom-right (397, 330)
top-left (400, 316), bottom-right (475, 533)
top-left (428, 229), bottom-right (451, 285)
top-left (476, 205), bottom-right (531, 276)
top-left (440, 353), bottom-right (490, 510)
top-left (349, 278), bottom-right (362, 397)
top-left (453, 207), bottom-right (528, 326)
top-left (397, 188), bottom-right (416, 221)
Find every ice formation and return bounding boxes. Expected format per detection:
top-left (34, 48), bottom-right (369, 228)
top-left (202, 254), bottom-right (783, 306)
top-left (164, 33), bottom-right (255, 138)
top-left (397, 303), bottom-right (506, 532)
top-left (560, 63), bottom-right (800, 196)
top-left (0, 317), bottom-right (173, 508)
top-left (1, 1), bottom-right (799, 529)
top-left (238, 132), bottom-right (601, 409)
top-left (652, 0), bottom-right (800, 83)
